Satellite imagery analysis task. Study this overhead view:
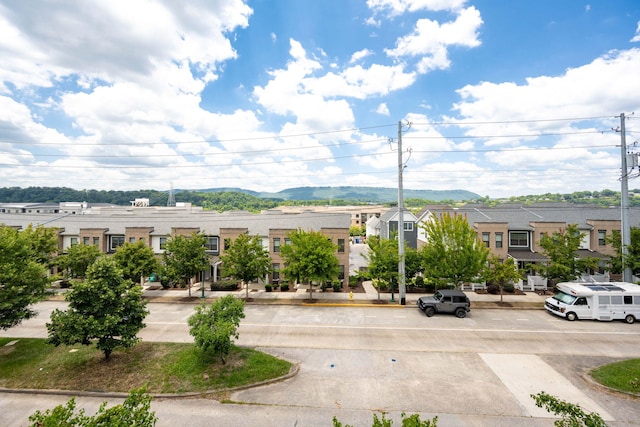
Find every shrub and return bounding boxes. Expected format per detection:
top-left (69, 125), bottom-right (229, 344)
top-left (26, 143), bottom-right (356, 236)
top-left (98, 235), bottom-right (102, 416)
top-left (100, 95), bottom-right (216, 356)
top-left (210, 280), bottom-right (239, 291)
top-left (29, 388), bottom-right (157, 427)
top-left (414, 276), bottom-right (425, 287)
top-left (280, 283), bottom-right (289, 292)
top-left (265, 284), bottom-right (272, 292)
top-left (332, 282), bottom-right (341, 292)
top-left (487, 283), bottom-right (515, 294)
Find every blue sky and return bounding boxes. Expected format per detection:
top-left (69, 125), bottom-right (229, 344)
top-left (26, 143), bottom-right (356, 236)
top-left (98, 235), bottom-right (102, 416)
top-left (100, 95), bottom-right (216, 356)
top-left (1, 0), bottom-right (640, 198)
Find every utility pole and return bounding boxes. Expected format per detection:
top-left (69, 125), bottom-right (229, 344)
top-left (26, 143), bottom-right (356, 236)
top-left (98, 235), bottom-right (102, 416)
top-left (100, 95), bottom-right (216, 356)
top-left (397, 121), bottom-right (406, 305)
top-left (620, 113), bottom-right (632, 282)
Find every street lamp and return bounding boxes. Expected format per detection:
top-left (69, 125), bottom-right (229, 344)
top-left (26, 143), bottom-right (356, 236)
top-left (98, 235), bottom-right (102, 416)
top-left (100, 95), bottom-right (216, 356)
top-left (200, 270), bottom-right (205, 299)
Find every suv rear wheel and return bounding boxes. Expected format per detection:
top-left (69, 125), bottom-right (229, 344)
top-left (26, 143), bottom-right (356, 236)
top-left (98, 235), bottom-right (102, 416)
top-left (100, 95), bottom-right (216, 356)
top-left (424, 307), bottom-right (435, 317)
top-left (454, 307), bottom-right (467, 318)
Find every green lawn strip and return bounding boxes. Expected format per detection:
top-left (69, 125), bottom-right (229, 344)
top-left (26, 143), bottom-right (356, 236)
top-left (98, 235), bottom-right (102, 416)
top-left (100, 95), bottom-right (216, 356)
top-left (0, 338), bottom-right (291, 394)
top-left (590, 358), bottom-right (640, 394)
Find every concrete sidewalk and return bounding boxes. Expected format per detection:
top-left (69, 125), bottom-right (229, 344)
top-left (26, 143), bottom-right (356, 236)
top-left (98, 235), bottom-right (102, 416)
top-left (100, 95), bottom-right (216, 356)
top-left (141, 281), bottom-right (548, 309)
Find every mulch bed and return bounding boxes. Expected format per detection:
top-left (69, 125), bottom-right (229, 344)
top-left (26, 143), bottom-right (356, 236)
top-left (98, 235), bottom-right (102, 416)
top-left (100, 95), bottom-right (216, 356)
top-left (146, 282), bottom-right (367, 293)
top-left (474, 289), bottom-right (526, 296)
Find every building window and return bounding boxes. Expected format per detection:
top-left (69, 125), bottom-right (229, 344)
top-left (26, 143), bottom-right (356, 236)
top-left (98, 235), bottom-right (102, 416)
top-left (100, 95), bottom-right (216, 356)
top-left (338, 238), bottom-right (345, 253)
top-left (205, 236), bottom-right (219, 252)
top-left (338, 265), bottom-right (345, 280)
top-left (139, 237), bottom-right (145, 243)
top-left (272, 263), bottom-right (280, 282)
top-left (482, 232), bottom-right (490, 247)
top-left (598, 230), bottom-right (606, 246)
top-left (93, 237), bottom-right (100, 246)
top-left (110, 235), bottom-right (125, 251)
top-left (70, 237), bottom-right (78, 246)
top-left (495, 233), bottom-right (503, 248)
top-left (274, 238), bottom-right (281, 252)
top-left (83, 237), bottom-right (90, 245)
top-left (403, 222), bottom-right (413, 231)
top-left (509, 231), bottom-right (528, 248)
top-left (159, 237), bottom-right (167, 250)
top-left (129, 237), bottom-right (136, 243)
top-left (284, 238), bottom-right (291, 246)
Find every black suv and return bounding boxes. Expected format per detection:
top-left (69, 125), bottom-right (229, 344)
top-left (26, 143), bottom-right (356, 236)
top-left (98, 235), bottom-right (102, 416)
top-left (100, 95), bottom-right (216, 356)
top-left (417, 289), bottom-right (471, 318)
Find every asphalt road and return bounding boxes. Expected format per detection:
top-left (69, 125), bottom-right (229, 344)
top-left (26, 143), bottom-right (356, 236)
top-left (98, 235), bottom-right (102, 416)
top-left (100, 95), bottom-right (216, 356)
top-left (2, 301), bottom-right (639, 426)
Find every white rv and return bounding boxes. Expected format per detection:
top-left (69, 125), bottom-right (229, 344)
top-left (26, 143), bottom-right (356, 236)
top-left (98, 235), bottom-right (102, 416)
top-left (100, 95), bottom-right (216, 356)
top-left (545, 282), bottom-right (640, 324)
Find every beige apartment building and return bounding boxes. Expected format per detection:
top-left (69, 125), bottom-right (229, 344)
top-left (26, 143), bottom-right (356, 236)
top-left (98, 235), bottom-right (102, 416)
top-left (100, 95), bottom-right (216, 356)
top-left (0, 203), bottom-right (351, 286)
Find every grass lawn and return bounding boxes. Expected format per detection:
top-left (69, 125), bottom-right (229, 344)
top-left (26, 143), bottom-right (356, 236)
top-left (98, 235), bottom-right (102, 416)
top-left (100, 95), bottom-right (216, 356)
top-left (590, 358), bottom-right (640, 395)
top-left (0, 337), bottom-right (292, 396)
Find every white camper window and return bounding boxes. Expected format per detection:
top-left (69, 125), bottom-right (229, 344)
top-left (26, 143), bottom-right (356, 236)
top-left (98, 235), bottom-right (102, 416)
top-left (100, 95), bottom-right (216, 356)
top-left (599, 296), bottom-right (610, 305)
top-left (611, 296), bottom-right (623, 305)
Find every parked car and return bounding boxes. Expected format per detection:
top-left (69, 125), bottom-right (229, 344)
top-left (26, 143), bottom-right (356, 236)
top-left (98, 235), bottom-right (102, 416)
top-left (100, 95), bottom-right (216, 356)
top-left (417, 289), bottom-right (471, 318)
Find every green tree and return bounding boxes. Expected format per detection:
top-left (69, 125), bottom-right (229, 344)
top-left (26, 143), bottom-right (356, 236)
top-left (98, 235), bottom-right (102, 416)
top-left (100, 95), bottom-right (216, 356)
top-left (46, 257), bottom-right (149, 360)
top-left (404, 246), bottom-right (423, 280)
top-left (188, 295), bottom-right (245, 364)
top-left (20, 224), bottom-right (60, 267)
top-left (349, 225), bottom-right (365, 237)
top-left (366, 236), bottom-right (398, 300)
top-left (537, 224), bottom-right (599, 283)
top-left (29, 387), bottom-right (157, 427)
top-left (0, 225), bottom-right (56, 330)
top-left (113, 240), bottom-right (159, 285)
top-left (162, 232), bottom-right (209, 296)
top-left (606, 229), bottom-right (624, 274)
top-left (531, 391), bottom-right (607, 427)
top-left (333, 412), bottom-right (438, 427)
top-left (57, 243), bottom-right (102, 279)
top-left (606, 228), bottom-right (640, 276)
top-left (220, 233), bottom-right (271, 300)
top-left (483, 254), bottom-right (522, 303)
top-left (421, 213), bottom-right (489, 289)
top-left (280, 229), bottom-right (340, 301)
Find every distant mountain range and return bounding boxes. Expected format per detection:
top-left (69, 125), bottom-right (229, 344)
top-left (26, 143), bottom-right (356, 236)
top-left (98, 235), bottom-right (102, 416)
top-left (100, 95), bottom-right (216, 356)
top-left (191, 186), bottom-right (480, 203)
top-left (0, 186), bottom-right (480, 205)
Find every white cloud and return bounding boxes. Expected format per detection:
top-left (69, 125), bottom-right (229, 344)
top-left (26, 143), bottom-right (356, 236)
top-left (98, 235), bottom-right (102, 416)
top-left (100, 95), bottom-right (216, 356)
top-left (453, 48), bottom-right (640, 134)
top-left (385, 7), bottom-right (483, 73)
top-left (0, 0), bottom-right (252, 90)
top-left (632, 21), bottom-right (640, 42)
top-left (364, 16), bottom-right (381, 27)
top-left (367, 0), bottom-right (468, 16)
top-left (350, 49), bottom-right (373, 63)
top-left (253, 39), bottom-right (415, 134)
top-left (376, 103), bottom-right (390, 115)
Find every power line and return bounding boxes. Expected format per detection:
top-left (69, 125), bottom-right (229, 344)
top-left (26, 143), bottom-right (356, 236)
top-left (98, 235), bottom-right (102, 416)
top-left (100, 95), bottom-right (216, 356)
top-left (0, 115), bottom-right (617, 147)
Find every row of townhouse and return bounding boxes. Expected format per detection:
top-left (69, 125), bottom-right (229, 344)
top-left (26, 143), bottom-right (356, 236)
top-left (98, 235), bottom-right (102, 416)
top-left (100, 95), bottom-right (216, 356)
top-left (271, 204), bottom-right (388, 228)
top-left (368, 203), bottom-right (640, 279)
top-left (0, 204), bottom-right (351, 285)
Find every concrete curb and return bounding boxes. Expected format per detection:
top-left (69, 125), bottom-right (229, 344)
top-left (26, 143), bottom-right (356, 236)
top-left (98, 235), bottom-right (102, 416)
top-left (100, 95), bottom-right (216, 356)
top-left (138, 295), bottom-right (547, 310)
top-left (0, 363), bottom-right (301, 401)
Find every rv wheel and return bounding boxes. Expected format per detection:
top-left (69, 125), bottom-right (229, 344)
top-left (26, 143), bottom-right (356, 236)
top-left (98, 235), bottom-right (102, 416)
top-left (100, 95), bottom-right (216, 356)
top-left (625, 314), bottom-right (635, 324)
top-left (566, 312), bottom-right (577, 321)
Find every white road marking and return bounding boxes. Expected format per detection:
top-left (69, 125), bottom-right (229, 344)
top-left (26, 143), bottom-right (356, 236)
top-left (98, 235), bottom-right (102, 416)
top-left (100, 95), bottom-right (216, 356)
top-left (480, 353), bottom-right (614, 420)
top-left (232, 323), bottom-right (640, 336)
